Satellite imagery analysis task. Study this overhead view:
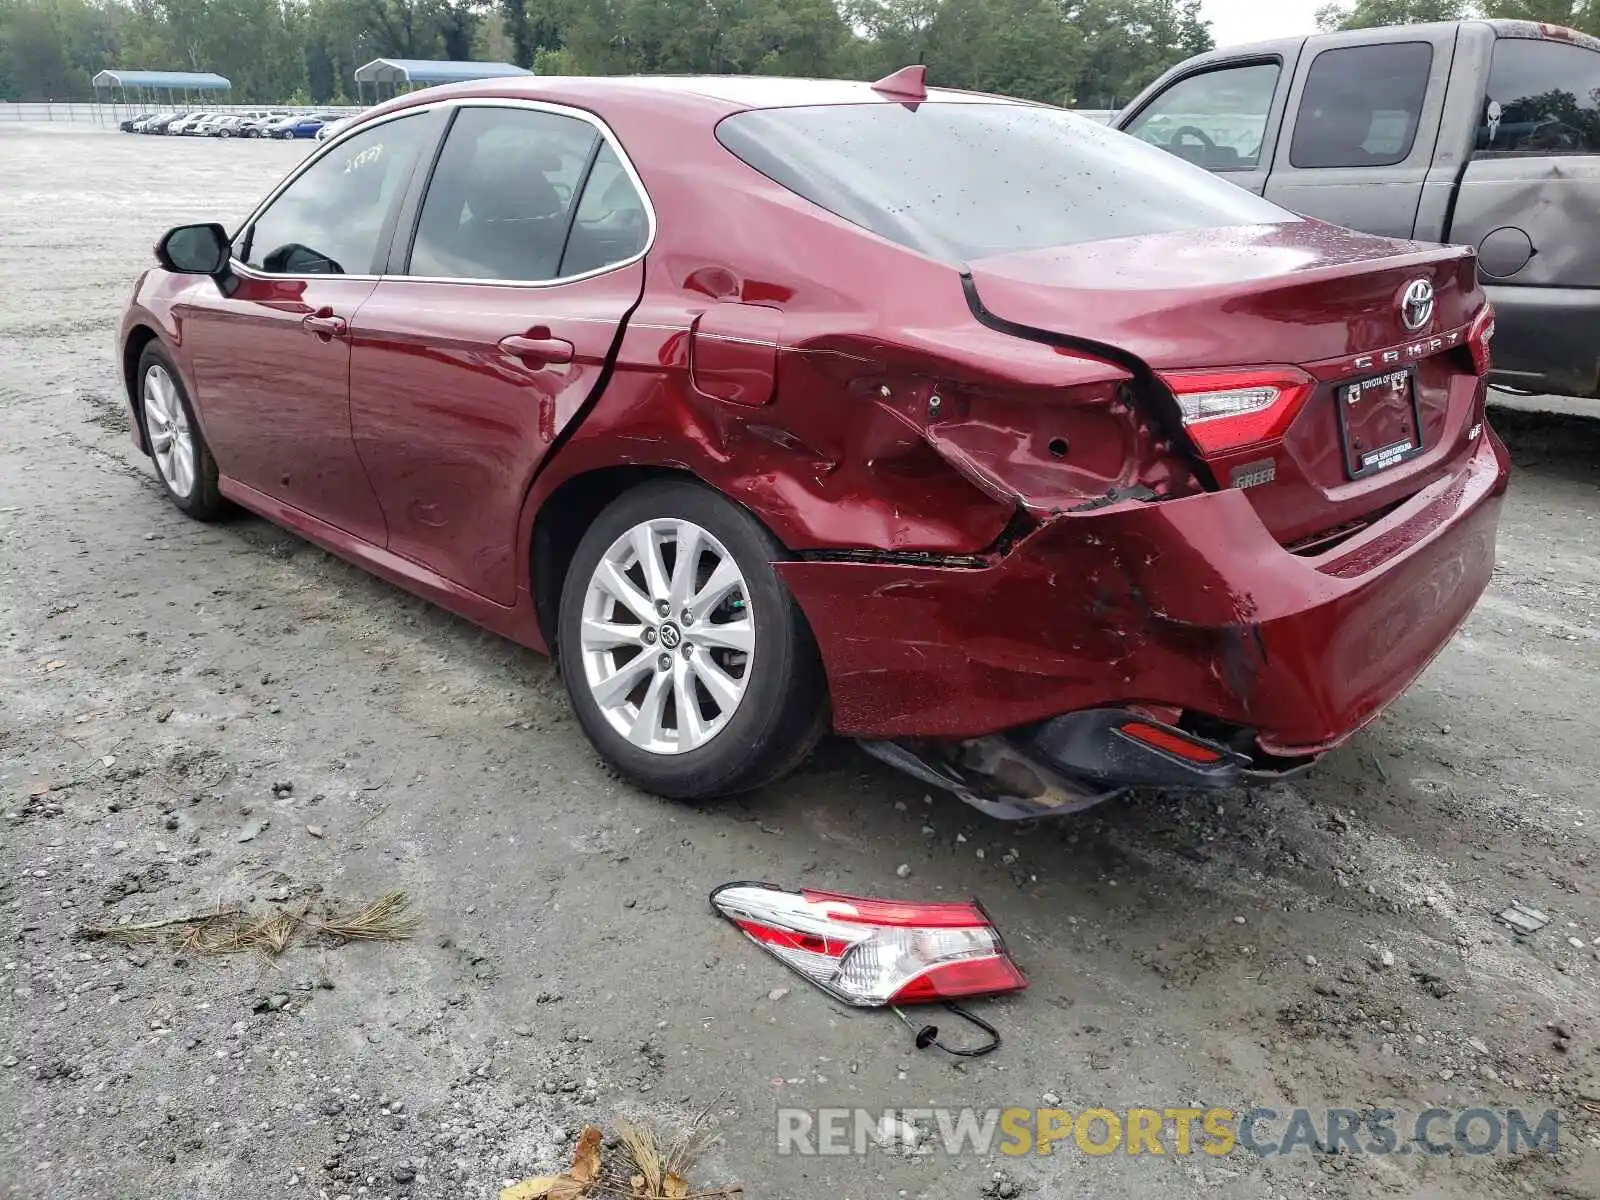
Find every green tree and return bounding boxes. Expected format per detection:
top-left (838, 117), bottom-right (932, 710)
top-left (1477, 0), bottom-right (1600, 35)
top-left (918, 0), bottom-right (1082, 103)
top-left (1065, 0), bottom-right (1216, 108)
top-left (1314, 0), bottom-right (1468, 31)
top-left (1, 0), bottom-right (125, 99)
top-left (1, 3), bottom-right (79, 97)
top-left (0, 0), bottom-right (1226, 108)
top-left (720, 0), bottom-right (849, 75)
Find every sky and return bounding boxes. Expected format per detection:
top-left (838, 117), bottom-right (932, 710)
top-left (1202, 0), bottom-right (1328, 48)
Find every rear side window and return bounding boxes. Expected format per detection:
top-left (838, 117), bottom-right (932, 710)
top-left (1477, 37), bottom-right (1600, 155)
top-left (561, 142), bottom-right (650, 277)
top-left (1289, 42), bottom-right (1433, 169)
top-left (407, 106), bottom-right (599, 282)
top-left (716, 103), bottom-right (1294, 263)
top-left (1125, 62), bottom-right (1280, 171)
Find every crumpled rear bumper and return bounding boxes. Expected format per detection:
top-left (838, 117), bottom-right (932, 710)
top-left (778, 428), bottom-right (1509, 754)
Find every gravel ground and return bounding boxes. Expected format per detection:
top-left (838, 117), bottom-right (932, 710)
top-left (2, 123), bottom-right (1598, 1200)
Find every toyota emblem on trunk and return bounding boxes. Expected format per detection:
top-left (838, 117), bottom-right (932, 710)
top-left (1400, 279), bottom-right (1435, 331)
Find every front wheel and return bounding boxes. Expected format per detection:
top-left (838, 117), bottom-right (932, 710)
top-left (137, 344), bottom-right (227, 520)
top-left (557, 480), bottom-right (828, 800)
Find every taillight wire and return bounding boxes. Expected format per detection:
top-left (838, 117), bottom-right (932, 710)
top-left (891, 1002), bottom-right (1002, 1057)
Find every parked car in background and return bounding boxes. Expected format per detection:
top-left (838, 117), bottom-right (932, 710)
top-left (119, 112), bottom-right (157, 132)
top-left (263, 112), bottom-right (342, 139)
top-left (139, 112), bottom-right (185, 134)
top-left (233, 111), bottom-right (291, 138)
top-left (315, 115), bottom-right (358, 141)
top-left (119, 72), bottom-right (1508, 815)
top-left (186, 113), bottom-right (231, 136)
top-left (166, 112), bottom-right (214, 135)
top-left (1117, 19), bottom-right (1600, 399)
top-left (206, 112), bottom-right (275, 138)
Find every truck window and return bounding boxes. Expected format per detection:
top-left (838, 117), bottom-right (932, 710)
top-left (1289, 42), bottom-right (1433, 169)
top-left (1476, 37), bottom-right (1600, 155)
top-left (1123, 62), bottom-right (1280, 171)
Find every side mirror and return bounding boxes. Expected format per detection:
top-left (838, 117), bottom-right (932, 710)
top-left (155, 222), bottom-right (231, 276)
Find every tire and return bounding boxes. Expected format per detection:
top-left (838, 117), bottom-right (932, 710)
top-left (557, 480), bottom-right (828, 800)
top-left (136, 343), bottom-right (227, 521)
top-left (218, 128), bottom-right (232, 139)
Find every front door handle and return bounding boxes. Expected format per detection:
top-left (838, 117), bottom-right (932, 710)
top-left (301, 308), bottom-right (347, 340)
top-left (499, 331), bottom-right (575, 366)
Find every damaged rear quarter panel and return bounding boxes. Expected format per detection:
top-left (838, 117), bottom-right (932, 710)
top-left (527, 104), bottom-right (1199, 566)
top-left (528, 311), bottom-right (1019, 557)
top-left (525, 143), bottom-right (1034, 557)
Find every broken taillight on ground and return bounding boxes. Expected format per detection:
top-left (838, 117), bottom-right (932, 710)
top-left (710, 882), bottom-right (1026, 1006)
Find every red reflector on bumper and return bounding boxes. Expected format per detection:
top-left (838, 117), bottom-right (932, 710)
top-left (711, 882), bottom-right (1026, 1007)
top-left (1118, 720), bottom-right (1225, 763)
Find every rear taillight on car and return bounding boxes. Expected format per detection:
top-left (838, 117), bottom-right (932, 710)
top-left (1466, 306), bottom-right (1496, 377)
top-left (710, 883), bottom-right (1026, 1006)
top-left (1157, 368), bottom-right (1316, 454)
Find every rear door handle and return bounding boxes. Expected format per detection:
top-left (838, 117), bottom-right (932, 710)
top-left (499, 332), bottom-right (575, 366)
top-left (301, 309), bottom-right (347, 339)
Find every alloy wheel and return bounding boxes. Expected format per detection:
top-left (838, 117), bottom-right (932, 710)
top-left (579, 518), bottom-right (755, 754)
top-left (142, 364), bottom-right (196, 499)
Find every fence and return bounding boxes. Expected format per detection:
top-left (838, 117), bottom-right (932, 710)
top-left (0, 101), bottom-right (361, 126)
top-left (0, 100), bottom-right (108, 123)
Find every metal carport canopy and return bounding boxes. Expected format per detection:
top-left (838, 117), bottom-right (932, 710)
top-left (91, 70), bottom-right (232, 90)
top-left (353, 60), bottom-right (532, 86)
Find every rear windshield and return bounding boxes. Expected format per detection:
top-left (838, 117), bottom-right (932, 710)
top-left (716, 102), bottom-right (1295, 263)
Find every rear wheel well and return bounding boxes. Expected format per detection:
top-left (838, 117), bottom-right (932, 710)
top-left (531, 465), bottom-right (695, 652)
top-left (123, 326), bottom-right (160, 445)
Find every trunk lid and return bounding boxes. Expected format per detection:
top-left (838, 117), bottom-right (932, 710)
top-left (967, 220), bottom-right (1487, 546)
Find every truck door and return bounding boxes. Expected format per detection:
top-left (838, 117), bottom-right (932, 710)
top-left (1120, 55), bottom-right (1291, 196)
top-left (1264, 29), bottom-right (1458, 238)
top-left (1445, 30), bottom-right (1600, 395)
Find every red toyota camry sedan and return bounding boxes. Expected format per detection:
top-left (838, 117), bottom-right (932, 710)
top-left (118, 68), bottom-right (1509, 819)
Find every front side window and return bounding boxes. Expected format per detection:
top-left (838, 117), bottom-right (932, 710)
top-left (1289, 42), bottom-right (1434, 169)
top-left (406, 106), bottom-right (601, 282)
top-left (1477, 37), bottom-right (1600, 156)
top-left (717, 102), bottom-right (1294, 264)
top-left (239, 115), bottom-right (429, 275)
top-left (1124, 62), bottom-right (1280, 171)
